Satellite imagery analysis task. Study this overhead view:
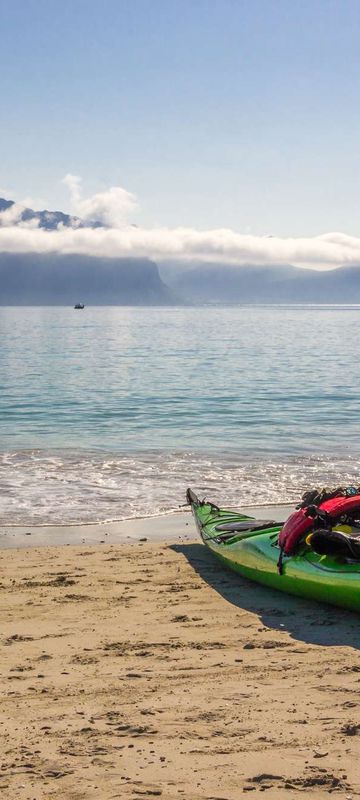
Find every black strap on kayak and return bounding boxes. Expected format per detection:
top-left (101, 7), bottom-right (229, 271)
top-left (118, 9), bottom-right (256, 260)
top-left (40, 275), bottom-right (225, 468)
top-left (277, 546), bottom-right (285, 575)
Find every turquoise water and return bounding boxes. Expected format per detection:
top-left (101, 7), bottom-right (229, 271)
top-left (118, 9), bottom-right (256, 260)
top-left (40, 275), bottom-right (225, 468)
top-left (1, 305), bottom-right (360, 523)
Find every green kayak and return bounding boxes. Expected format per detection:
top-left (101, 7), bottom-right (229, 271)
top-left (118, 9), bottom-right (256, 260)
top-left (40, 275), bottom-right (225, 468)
top-left (187, 488), bottom-right (360, 612)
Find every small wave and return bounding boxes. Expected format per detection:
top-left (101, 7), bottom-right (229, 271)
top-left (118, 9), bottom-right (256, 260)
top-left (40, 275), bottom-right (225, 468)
top-left (1, 449), bottom-right (360, 526)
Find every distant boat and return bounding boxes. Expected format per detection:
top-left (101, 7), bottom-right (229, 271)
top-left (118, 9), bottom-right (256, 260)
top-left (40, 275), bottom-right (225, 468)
top-left (74, 303), bottom-right (85, 309)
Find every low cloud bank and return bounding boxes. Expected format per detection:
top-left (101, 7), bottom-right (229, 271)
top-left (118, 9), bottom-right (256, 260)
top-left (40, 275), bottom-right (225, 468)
top-left (0, 223), bottom-right (359, 270)
top-left (1, 177), bottom-right (360, 270)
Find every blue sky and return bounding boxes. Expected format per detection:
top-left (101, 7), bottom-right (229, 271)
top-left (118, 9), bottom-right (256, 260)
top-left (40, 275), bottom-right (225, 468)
top-left (1, 0), bottom-right (360, 236)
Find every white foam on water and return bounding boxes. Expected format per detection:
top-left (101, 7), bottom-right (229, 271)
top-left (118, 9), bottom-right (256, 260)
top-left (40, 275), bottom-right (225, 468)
top-left (1, 449), bottom-right (360, 525)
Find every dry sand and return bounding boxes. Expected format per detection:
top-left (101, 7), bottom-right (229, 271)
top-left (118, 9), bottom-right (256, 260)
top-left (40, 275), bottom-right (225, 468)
top-left (1, 513), bottom-right (360, 799)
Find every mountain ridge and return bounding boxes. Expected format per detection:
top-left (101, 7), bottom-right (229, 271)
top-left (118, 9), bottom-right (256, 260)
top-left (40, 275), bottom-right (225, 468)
top-left (0, 252), bottom-right (176, 305)
top-left (0, 197), bottom-right (102, 230)
top-left (160, 261), bottom-right (360, 304)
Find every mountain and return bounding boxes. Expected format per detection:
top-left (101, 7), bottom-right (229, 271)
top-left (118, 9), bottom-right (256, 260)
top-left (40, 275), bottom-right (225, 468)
top-left (0, 253), bottom-right (175, 305)
top-left (0, 197), bottom-right (101, 230)
top-left (159, 261), bottom-right (360, 304)
top-left (0, 198), bottom-right (176, 305)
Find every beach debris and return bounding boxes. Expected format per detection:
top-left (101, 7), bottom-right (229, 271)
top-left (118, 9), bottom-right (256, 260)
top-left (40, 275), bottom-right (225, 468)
top-left (341, 722), bottom-right (360, 736)
top-left (4, 634), bottom-right (34, 646)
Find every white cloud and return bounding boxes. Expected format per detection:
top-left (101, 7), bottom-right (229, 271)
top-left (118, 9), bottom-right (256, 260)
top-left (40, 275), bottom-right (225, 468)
top-left (0, 202), bottom-right (40, 230)
top-left (62, 174), bottom-right (138, 227)
top-left (1, 176), bottom-right (360, 270)
top-left (20, 195), bottom-right (50, 212)
top-left (0, 202), bottom-right (26, 226)
top-left (18, 217), bottom-right (40, 230)
top-left (62, 174), bottom-right (82, 207)
top-left (0, 222), bottom-right (360, 270)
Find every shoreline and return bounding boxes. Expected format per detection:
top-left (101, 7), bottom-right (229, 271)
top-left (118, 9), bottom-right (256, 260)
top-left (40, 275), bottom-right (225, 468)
top-left (0, 504), bottom-right (293, 550)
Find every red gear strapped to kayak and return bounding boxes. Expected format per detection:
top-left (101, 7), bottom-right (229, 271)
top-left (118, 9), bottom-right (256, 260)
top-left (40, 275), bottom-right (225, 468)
top-left (278, 491), bottom-right (360, 556)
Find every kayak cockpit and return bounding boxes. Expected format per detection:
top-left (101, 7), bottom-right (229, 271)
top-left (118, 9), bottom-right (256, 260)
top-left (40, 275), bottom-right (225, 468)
top-left (215, 519), bottom-right (277, 533)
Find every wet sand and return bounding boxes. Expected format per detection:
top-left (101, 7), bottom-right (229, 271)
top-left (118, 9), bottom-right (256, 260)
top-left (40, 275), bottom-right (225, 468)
top-left (0, 504), bottom-right (291, 550)
top-left (1, 509), bottom-right (360, 798)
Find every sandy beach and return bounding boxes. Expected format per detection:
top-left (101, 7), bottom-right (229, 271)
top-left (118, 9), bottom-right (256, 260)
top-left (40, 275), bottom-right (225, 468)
top-left (1, 511), bottom-right (360, 799)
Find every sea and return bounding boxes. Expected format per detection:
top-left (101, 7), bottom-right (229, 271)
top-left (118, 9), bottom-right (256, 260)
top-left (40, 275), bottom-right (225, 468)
top-left (1, 304), bottom-right (360, 525)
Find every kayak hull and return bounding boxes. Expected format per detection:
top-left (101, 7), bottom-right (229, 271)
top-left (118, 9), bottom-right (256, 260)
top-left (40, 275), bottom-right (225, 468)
top-left (187, 489), bottom-right (360, 612)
